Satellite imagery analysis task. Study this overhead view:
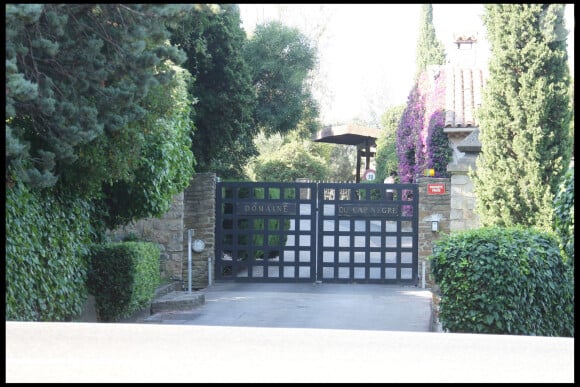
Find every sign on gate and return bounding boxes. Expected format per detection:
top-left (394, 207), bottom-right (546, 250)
top-left (237, 202), bottom-right (297, 216)
top-left (337, 203), bottom-right (399, 217)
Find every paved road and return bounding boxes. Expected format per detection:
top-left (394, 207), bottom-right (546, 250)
top-left (6, 321), bottom-right (574, 383)
top-left (141, 281), bottom-right (435, 332)
top-left (7, 282), bottom-right (575, 383)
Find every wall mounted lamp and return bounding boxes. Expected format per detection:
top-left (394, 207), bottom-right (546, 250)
top-left (431, 220), bottom-right (439, 232)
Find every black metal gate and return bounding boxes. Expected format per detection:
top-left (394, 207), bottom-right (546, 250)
top-left (215, 181), bottom-right (418, 284)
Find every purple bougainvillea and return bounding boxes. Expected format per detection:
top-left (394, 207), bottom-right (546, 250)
top-left (396, 67), bottom-right (451, 182)
top-left (396, 85), bottom-right (424, 184)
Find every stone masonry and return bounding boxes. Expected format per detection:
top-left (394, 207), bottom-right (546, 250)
top-left (107, 192), bottom-right (185, 282)
top-left (182, 173), bottom-right (216, 289)
top-left (108, 173), bottom-right (218, 288)
top-left (417, 177), bottom-right (450, 287)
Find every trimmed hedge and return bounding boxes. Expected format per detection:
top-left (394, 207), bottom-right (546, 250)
top-left (6, 180), bottom-right (93, 321)
top-left (87, 242), bottom-right (161, 322)
top-left (429, 226), bottom-right (574, 337)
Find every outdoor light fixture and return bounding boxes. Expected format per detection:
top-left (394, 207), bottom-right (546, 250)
top-left (424, 168), bottom-right (435, 177)
top-left (431, 220), bottom-right (439, 232)
top-left (192, 239), bottom-right (206, 253)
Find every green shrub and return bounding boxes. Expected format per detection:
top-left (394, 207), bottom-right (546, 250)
top-left (87, 242), bottom-right (161, 322)
top-left (6, 178), bottom-right (93, 321)
top-left (429, 226), bottom-right (574, 337)
top-left (552, 167), bottom-right (574, 266)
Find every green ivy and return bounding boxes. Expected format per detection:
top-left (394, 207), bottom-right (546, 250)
top-left (429, 226), bottom-right (574, 337)
top-left (6, 176), bottom-right (93, 321)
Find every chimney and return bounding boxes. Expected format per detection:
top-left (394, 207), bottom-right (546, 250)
top-left (452, 31), bottom-right (478, 67)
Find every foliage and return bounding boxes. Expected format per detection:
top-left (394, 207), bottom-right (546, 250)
top-left (568, 77), bottom-right (574, 157)
top-left (6, 175), bottom-right (93, 321)
top-left (423, 67), bottom-right (451, 177)
top-left (251, 140), bottom-right (329, 182)
top-left (6, 4), bottom-right (191, 191)
top-left (244, 20), bottom-right (319, 137)
top-left (430, 226), bottom-right (574, 337)
top-left (426, 109), bottom-right (452, 177)
top-left (87, 242), bottom-right (160, 322)
top-left (396, 15), bottom-right (453, 184)
top-left (98, 65), bottom-right (195, 229)
top-left (415, 4), bottom-right (446, 79)
top-left (325, 144), bottom-right (357, 182)
top-left (168, 4), bottom-right (257, 179)
top-left (552, 167), bottom-right (574, 266)
top-left (396, 85), bottom-right (424, 183)
top-left (472, 4), bottom-right (572, 229)
top-left (376, 104), bottom-right (405, 182)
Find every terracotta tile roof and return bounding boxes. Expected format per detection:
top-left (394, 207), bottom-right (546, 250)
top-left (443, 67), bottom-right (487, 129)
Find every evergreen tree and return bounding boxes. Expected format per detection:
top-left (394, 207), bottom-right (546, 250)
top-left (251, 140), bottom-right (329, 182)
top-left (6, 4), bottom-right (191, 191)
top-left (415, 4), bottom-right (446, 79)
top-left (168, 4), bottom-right (257, 179)
top-left (244, 21), bottom-right (319, 136)
top-left (472, 4), bottom-right (572, 229)
top-left (376, 104), bottom-right (405, 182)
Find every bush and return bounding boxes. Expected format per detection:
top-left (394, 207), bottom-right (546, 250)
top-left (5, 178), bottom-right (94, 321)
top-left (429, 226), bottom-right (574, 337)
top-left (552, 167), bottom-right (574, 266)
top-left (87, 242), bottom-right (161, 322)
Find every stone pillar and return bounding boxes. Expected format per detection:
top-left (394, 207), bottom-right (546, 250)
top-left (182, 173), bottom-right (217, 289)
top-left (447, 163), bottom-right (481, 232)
top-left (417, 177), bottom-right (450, 287)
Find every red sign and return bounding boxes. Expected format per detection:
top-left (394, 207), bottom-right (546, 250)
top-left (427, 183), bottom-right (446, 195)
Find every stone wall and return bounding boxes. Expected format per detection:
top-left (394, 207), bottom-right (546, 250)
top-left (107, 173), bottom-right (217, 288)
top-left (417, 177), bottom-right (451, 287)
top-left (182, 173), bottom-right (217, 290)
top-left (107, 192), bottom-right (185, 282)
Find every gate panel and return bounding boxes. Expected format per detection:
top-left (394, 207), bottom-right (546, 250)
top-left (216, 182), bottom-right (317, 282)
top-left (317, 183), bottom-right (418, 284)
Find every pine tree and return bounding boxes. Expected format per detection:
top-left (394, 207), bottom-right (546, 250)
top-left (415, 4), bottom-right (446, 79)
top-left (6, 4), bottom-right (191, 190)
top-left (472, 4), bottom-right (572, 228)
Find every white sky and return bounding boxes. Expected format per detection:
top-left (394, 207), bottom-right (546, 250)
top-left (239, 4), bottom-right (575, 126)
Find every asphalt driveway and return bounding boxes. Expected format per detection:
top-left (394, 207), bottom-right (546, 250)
top-left (140, 281), bottom-right (435, 332)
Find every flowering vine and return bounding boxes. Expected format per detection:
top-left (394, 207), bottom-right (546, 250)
top-left (396, 66), bottom-right (451, 183)
top-left (396, 84), bottom-right (424, 184)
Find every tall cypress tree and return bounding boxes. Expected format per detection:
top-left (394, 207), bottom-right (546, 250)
top-left (415, 4), bottom-right (446, 79)
top-left (472, 4), bottom-right (572, 229)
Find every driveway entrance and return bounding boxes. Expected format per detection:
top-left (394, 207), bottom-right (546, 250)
top-left (215, 182), bottom-right (419, 284)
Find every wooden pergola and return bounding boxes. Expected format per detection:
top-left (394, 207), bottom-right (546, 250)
top-left (312, 123), bottom-right (381, 182)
